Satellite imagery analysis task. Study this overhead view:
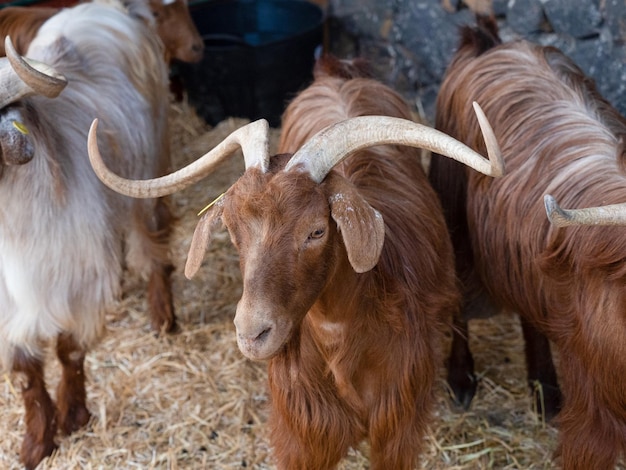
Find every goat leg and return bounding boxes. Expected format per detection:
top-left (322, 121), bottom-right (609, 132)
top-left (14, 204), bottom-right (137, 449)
top-left (147, 197), bottom-right (177, 334)
top-left (148, 262), bottom-right (176, 333)
top-left (56, 332), bottom-right (91, 435)
top-left (12, 349), bottom-right (57, 470)
top-left (520, 317), bottom-right (561, 421)
top-left (446, 314), bottom-right (477, 409)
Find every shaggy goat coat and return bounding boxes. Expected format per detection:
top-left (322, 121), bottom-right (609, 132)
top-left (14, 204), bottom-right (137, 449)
top-left (0, 1), bottom-right (173, 467)
top-left (257, 60), bottom-right (459, 469)
top-left (0, 0), bottom-right (169, 367)
top-left (429, 19), bottom-right (626, 470)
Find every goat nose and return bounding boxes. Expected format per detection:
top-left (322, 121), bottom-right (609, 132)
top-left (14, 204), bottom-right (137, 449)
top-left (234, 314), bottom-right (279, 360)
top-left (235, 323), bottom-right (273, 344)
top-left (186, 44), bottom-right (204, 63)
top-left (236, 327), bottom-right (273, 360)
top-left (253, 326), bottom-right (272, 343)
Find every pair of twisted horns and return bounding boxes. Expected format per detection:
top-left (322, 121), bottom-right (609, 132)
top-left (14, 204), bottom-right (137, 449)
top-left (88, 102), bottom-right (503, 198)
top-left (544, 195), bottom-right (626, 227)
top-left (0, 36), bottom-right (67, 109)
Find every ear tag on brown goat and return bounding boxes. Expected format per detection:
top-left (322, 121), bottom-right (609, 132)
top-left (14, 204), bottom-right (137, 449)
top-left (12, 121), bottom-right (29, 135)
top-left (197, 192), bottom-right (225, 217)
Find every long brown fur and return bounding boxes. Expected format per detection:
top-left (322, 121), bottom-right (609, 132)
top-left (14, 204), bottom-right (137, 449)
top-left (429, 16), bottom-right (626, 469)
top-left (246, 55), bottom-right (459, 469)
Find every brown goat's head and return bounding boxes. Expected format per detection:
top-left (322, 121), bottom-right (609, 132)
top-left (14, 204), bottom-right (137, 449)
top-left (149, 0), bottom-right (204, 63)
top-left (87, 108), bottom-right (503, 360)
top-left (193, 158), bottom-right (384, 359)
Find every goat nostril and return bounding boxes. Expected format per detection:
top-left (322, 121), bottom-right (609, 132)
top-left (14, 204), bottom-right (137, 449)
top-left (255, 327), bottom-right (272, 343)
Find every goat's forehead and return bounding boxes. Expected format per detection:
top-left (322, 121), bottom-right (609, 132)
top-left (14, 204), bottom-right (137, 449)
top-left (226, 172), bottom-right (328, 221)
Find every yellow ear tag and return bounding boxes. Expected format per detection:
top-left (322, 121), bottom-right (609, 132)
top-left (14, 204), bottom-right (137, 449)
top-left (197, 192), bottom-right (225, 217)
top-left (12, 121), bottom-right (29, 135)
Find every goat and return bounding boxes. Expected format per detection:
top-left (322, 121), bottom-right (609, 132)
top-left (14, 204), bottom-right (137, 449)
top-left (0, 0), bottom-right (204, 64)
top-left (428, 16), bottom-right (626, 469)
top-left (86, 55), bottom-right (503, 469)
top-left (0, 0), bottom-right (176, 467)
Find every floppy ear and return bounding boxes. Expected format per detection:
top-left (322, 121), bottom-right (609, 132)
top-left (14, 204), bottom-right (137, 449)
top-left (185, 200), bottom-right (224, 279)
top-left (327, 176), bottom-right (385, 273)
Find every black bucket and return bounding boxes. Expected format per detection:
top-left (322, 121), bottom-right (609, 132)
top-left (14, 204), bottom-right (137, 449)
top-left (178, 0), bottom-right (324, 127)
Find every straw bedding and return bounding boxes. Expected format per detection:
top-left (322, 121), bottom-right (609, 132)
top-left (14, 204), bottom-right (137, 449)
top-left (1, 99), bottom-right (621, 469)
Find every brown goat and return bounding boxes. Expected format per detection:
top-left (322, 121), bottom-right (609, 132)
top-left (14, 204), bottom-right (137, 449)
top-left (0, 0), bottom-right (204, 64)
top-left (266, 58), bottom-right (458, 469)
top-left (85, 55), bottom-right (502, 469)
top-left (428, 16), bottom-right (626, 469)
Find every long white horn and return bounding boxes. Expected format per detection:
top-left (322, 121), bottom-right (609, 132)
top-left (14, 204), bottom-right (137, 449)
top-left (544, 194), bottom-right (626, 227)
top-left (284, 101), bottom-right (503, 182)
top-left (0, 36), bottom-right (67, 109)
top-left (87, 118), bottom-right (270, 198)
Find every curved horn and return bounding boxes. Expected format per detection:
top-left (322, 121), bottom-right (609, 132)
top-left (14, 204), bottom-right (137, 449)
top-left (284, 101), bottom-right (503, 183)
top-left (544, 194), bottom-right (626, 227)
top-left (88, 118), bottom-right (270, 198)
top-left (0, 36), bottom-right (67, 108)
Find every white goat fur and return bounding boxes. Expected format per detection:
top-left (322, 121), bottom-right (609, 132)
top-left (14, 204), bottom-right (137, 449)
top-left (0, 0), bottom-right (169, 367)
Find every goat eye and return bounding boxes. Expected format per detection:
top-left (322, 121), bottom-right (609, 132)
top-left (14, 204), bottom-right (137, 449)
top-left (308, 228), bottom-right (325, 240)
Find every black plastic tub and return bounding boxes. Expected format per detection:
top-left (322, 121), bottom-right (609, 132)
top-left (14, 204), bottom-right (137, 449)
top-left (178, 0), bottom-right (324, 127)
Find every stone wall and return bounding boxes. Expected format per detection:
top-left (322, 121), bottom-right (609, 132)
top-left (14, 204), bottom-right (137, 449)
top-left (326, 0), bottom-right (626, 124)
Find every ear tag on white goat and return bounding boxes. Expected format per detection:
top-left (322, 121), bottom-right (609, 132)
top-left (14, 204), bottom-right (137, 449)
top-left (12, 121), bottom-right (29, 135)
top-left (197, 192), bottom-right (225, 216)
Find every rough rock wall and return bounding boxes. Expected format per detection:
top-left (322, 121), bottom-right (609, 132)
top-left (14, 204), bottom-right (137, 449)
top-left (326, 0), bottom-right (626, 123)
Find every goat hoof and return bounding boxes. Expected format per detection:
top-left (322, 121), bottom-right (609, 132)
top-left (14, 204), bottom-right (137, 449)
top-left (447, 372), bottom-right (477, 410)
top-left (151, 316), bottom-right (179, 336)
top-left (531, 381), bottom-right (562, 422)
top-left (58, 404), bottom-right (91, 435)
top-left (21, 434), bottom-right (57, 470)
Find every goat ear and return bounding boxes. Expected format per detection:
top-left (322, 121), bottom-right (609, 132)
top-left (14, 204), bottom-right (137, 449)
top-left (185, 202), bottom-right (224, 279)
top-left (328, 177), bottom-right (385, 273)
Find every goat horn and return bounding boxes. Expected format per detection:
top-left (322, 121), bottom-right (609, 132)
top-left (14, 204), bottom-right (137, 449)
top-left (87, 118), bottom-right (270, 198)
top-left (0, 36), bottom-right (67, 109)
top-left (544, 194), bottom-right (626, 227)
top-left (285, 101), bottom-right (503, 182)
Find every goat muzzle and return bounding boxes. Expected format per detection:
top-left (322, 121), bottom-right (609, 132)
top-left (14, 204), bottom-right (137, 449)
top-left (233, 304), bottom-right (291, 361)
top-left (0, 107), bottom-right (35, 167)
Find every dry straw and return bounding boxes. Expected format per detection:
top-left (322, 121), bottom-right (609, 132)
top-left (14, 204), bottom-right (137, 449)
top-left (1, 99), bottom-right (622, 470)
